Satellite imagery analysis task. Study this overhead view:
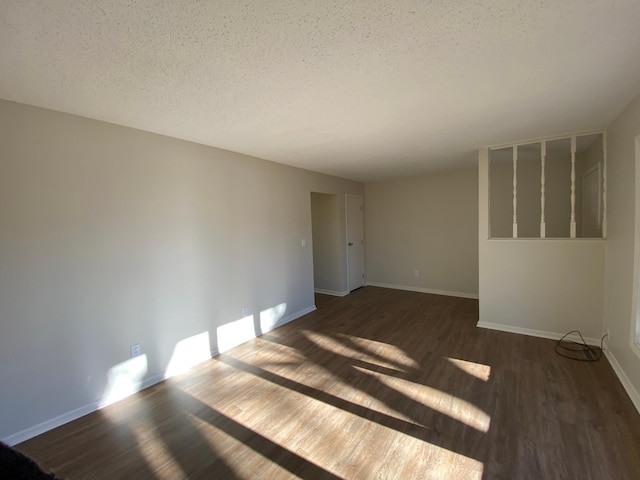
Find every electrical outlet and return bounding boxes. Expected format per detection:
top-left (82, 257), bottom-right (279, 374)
top-left (242, 305), bottom-right (249, 317)
top-left (130, 343), bottom-right (141, 358)
top-left (414, 270), bottom-right (420, 277)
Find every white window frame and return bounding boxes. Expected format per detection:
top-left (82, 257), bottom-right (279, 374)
top-left (487, 131), bottom-right (606, 240)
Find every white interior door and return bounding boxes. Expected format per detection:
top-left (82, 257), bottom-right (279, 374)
top-left (346, 194), bottom-right (365, 291)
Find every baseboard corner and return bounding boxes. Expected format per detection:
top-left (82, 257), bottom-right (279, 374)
top-left (314, 288), bottom-right (349, 297)
top-left (366, 282), bottom-right (479, 300)
top-left (476, 321), bottom-right (601, 346)
top-left (603, 349), bottom-right (640, 414)
top-left (3, 372), bottom-right (167, 446)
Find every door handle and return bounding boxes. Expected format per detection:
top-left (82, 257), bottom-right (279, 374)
top-left (348, 242), bottom-right (354, 246)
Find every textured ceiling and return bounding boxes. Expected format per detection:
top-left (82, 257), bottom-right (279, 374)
top-left (1, 1), bottom-right (640, 182)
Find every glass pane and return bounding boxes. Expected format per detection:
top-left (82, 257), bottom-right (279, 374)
top-left (517, 142), bottom-right (542, 238)
top-left (489, 147), bottom-right (514, 237)
top-left (545, 138), bottom-right (572, 237)
top-left (576, 134), bottom-right (603, 238)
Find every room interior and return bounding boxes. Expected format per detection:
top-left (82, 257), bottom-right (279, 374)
top-left (1, 1), bottom-right (640, 478)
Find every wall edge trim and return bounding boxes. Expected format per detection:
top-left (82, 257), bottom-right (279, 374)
top-left (603, 349), bottom-right (640, 414)
top-left (314, 288), bottom-right (349, 297)
top-left (2, 373), bottom-right (165, 446)
top-left (477, 321), bottom-right (601, 345)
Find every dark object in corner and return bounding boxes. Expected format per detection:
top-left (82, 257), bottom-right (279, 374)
top-left (0, 441), bottom-right (62, 479)
top-left (555, 330), bottom-right (607, 361)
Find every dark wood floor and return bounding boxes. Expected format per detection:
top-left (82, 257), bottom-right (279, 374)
top-left (16, 287), bottom-right (640, 479)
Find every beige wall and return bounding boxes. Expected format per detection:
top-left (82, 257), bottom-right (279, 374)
top-left (364, 166), bottom-right (479, 297)
top-left (603, 90), bottom-right (640, 410)
top-left (310, 192), bottom-right (344, 294)
top-left (0, 100), bottom-right (363, 443)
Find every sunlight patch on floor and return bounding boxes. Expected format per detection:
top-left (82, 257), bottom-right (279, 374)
top-left (185, 397), bottom-right (341, 479)
top-left (130, 423), bottom-right (187, 479)
top-left (446, 357), bottom-right (491, 382)
top-left (353, 365), bottom-right (491, 433)
top-left (302, 330), bottom-right (410, 372)
top-left (185, 381), bottom-right (484, 479)
top-left (339, 333), bottom-right (420, 369)
top-left (422, 447), bottom-right (484, 480)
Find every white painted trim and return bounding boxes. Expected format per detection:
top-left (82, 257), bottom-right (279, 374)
top-left (631, 135), bottom-right (640, 358)
top-left (314, 288), bottom-right (349, 297)
top-left (3, 305), bottom-right (317, 446)
top-left (604, 349), bottom-right (640, 414)
top-left (602, 131), bottom-right (608, 238)
top-left (513, 145), bottom-right (518, 239)
top-left (367, 282), bottom-right (479, 300)
top-left (487, 237), bottom-right (606, 242)
top-left (477, 321), bottom-right (601, 346)
top-left (3, 373), bottom-right (165, 446)
top-left (487, 129), bottom-right (606, 150)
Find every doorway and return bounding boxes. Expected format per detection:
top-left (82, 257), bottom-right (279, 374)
top-left (346, 194), bottom-right (365, 291)
top-left (310, 193), bottom-right (343, 296)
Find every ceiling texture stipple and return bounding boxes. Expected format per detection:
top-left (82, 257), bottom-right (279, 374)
top-left (1, 1), bottom-right (640, 182)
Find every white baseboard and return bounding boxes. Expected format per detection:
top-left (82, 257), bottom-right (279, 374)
top-left (476, 321), bottom-right (602, 345)
top-left (366, 282), bottom-right (479, 300)
top-left (604, 349), bottom-right (640, 414)
top-left (3, 305), bottom-right (317, 446)
top-left (314, 288), bottom-right (349, 297)
top-left (3, 373), bottom-right (165, 446)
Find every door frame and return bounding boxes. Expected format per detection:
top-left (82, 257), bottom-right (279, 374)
top-left (345, 194), bottom-right (365, 291)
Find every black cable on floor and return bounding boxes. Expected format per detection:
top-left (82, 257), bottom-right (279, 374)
top-left (555, 330), bottom-right (608, 361)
